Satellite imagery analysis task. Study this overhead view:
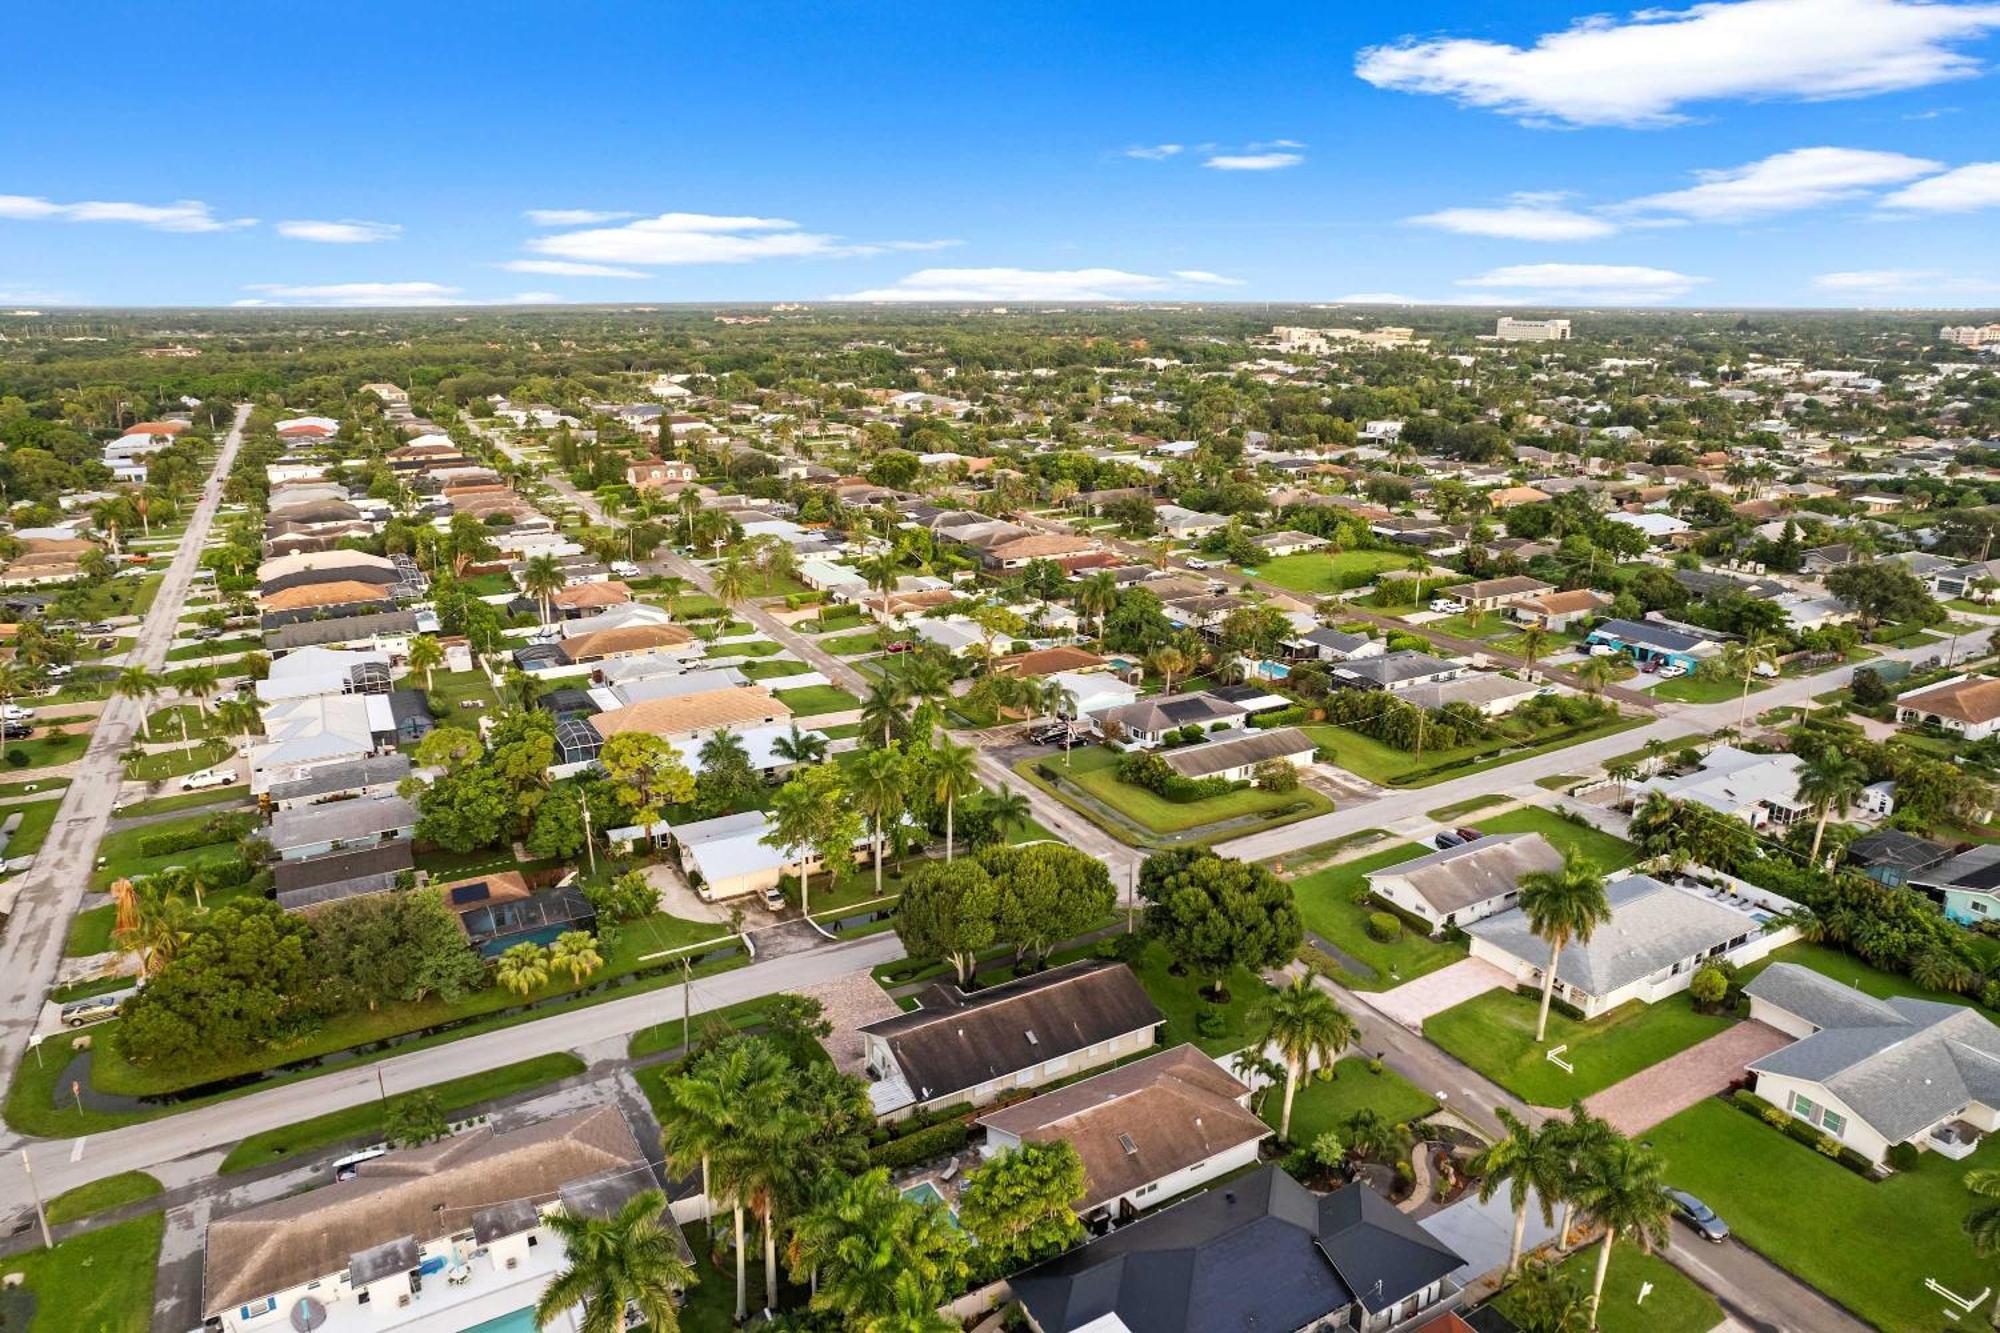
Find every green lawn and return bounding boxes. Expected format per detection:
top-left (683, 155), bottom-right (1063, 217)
top-left (1423, 989), bottom-right (1733, 1106)
top-left (771, 683), bottom-right (860, 716)
top-left (1123, 937), bottom-right (1272, 1056)
top-left (90, 809), bottom-right (256, 890)
top-left (425, 668), bottom-right (500, 727)
top-left (3, 798), bottom-right (61, 858)
top-left (113, 786), bottom-right (246, 819)
top-left (1254, 549), bottom-right (1413, 595)
top-left (44, 1170), bottom-right (162, 1225)
top-left (1741, 940), bottom-right (1978, 1008)
top-left (1471, 806), bottom-right (1638, 870)
top-left (1303, 714), bottom-right (1647, 789)
top-left (819, 629), bottom-right (885, 656)
top-left (164, 634), bottom-right (262, 661)
top-left (1649, 673), bottom-right (1770, 705)
top-left (1287, 843), bottom-right (1468, 990)
top-left (1263, 1056), bottom-right (1438, 1145)
top-left (738, 658), bottom-right (813, 681)
top-left (65, 904), bottom-right (115, 956)
top-left (0, 1212), bottom-right (161, 1333)
top-left (1052, 746), bottom-right (1334, 835)
top-left (142, 704), bottom-right (229, 740)
top-left (1427, 794), bottom-right (1511, 821)
top-left (218, 1054), bottom-right (586, 1173)
top-left (0, 777), bottom-right (68, 800)
top-left (1428, 613), bottom-right (1512, 641)
top-left (812, 722), bottom-right (862, 740)
top-left (1497, 1242), bottom-right (1721, 1333)
top-left (123, 737), bottom-right (231, 781)
top-left (1647, 1097), bottom-right (1997, 1333)
top-left (3, 730), bottom-right (92, 770)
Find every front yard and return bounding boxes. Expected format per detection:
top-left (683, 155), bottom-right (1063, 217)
top-left (1262, 1056), bottom-right (1438, 1144)
top-left (1048, 745), bottom-right (1334, 834)
top-left (1252, 549), bottom-right (1414, 595)
top-left (770, 683), bottom-right (860, 716)
top-left (1303, 713), bottom-right (1645, 789)
top-left (1496, 1241), bottom-right (1720, 1333)
top-left (1649, 672), bottom-right (1770, 706)
top-left (1424, 989), bottom-right (1733, 1106)
top-left (0, 1212), bottom-right (161, 1333)
top-left (1470, 806), bottom-right (1638, 870)
top-left (1647, 1097), bottom-right (1998, 1333)
top-left (1286, 842), bottom-right (1468, 990)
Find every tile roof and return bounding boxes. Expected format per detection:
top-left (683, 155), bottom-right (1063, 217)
top-left (1899, 676), bottom-right (2000, 726)
top-left (259, 580), bottom-right (393, 613)
top-left (560, 622), bottom-right (696, 662)
top-left (591, 686), bottom-right (791, 738)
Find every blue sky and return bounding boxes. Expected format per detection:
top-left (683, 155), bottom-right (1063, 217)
top-left (6, 0), bottom-right (2000, 308)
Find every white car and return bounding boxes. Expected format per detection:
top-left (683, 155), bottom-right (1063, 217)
top-left (1753, 662), bottom-right (1779, 678)
top-left (610, 561), bottom-right (641, 578)
top-left (1588, 643), bottom-right (1619, 657)
top-left (1, 705), bottom-right (33, 722)
top-left (44, 664), bottom-right (70, 679)
top-left (1183, 557), bottom-right (1214, 570)
top-left (1429, 599), bottom-right (1465, 614)
top-left (1658, 664), bottom-right (1687, 679)
top-left (180, 767), bottom-right (236, 791)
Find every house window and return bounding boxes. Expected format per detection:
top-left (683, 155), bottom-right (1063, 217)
top-left (1791, 1092), bottom-right (1820, 1123)
top-left (1976, 900), bottom-right (1992, 916)
top-left (1821, 1109), bottom-right (1847, 1136)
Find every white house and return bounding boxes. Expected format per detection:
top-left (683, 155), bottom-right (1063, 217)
top-left (1365, 833), bottom-right (1566, 936)
top-left (1635, 746), bottom-right (1808, 829)
top-left (1896, 675), bottom-right (2000, 742)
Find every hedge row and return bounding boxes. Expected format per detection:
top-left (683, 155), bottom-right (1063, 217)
top-left (867, 1118), bottom-right (970, 1170)
top-left (137, 814), bottom-right (257, 858)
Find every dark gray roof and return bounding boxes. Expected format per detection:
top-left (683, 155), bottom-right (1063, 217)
top-left (347, 1235), bottom-right (419, 1287)
top-left (1095, 692), bottom-right (1246, 735)
top-left (266, 753), bottom-right (412, 804)
top-left (1845, 829), bottom-right (1952, 875)
top-left (1367, 833), bottom-right (1566, 917)
top-left (1162, 727), bottom-right (1316, 779)
top-left (859, 960), bottom-right (1162, 1103)
top-left (273, 841), bottom-right (415, 911)
top-left (1913, 844), bottom-right (2000, 895)
top-left (267, 610), bottom-right (419, 652)
top-left (1333, 651), bottom-right (1458, 687)
top-left (1011, 1168), bottom-right (1461, 1333)
top-left (267, 795), bottom-right (418, 851)
top-left (1466, 875), bottom-right (1761, 998)
top-left (470, 1199), bottom-right (540, 1245)
top-left (1589, 618), bottom-right (1709, 654)
top-left (1301, 626), bottom-right (1371, 654)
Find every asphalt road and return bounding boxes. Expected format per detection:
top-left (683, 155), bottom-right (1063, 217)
top-left (0, 405), bottom-right (247, 1126)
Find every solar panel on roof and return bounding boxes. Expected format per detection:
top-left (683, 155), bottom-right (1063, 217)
top-left (451, 881), bottom-right (491, 905)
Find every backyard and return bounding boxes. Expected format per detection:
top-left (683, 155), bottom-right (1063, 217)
top-left (1424, 989), bottom-right (1734, 1105)
top-left (123, 737), bottom-right (232, 782)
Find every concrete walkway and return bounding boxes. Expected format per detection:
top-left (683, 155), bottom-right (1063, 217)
top-left (1370, 958), bottom-right (1513, 1031)
top-left (1583, 1021), bottom-right (1791, 1135)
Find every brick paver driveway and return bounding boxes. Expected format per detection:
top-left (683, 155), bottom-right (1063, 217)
top-left (1584, 1021), bottom-right (1791, 1135)
top-left (1371, 957), bottom-right (1512, 1030)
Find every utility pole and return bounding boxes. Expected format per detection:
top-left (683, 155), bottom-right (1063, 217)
top-left (681, 955), bottom-right (693, 1054)
top-left (18, 1150), bottom-right (50, 1250)
top-left (581, 800), bottom-right (596, 876)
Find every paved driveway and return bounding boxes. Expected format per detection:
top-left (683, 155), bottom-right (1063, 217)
top-left (1370, 957), bottom-right (1512, 1030)
top-left (1584, 1021), bottom-right (1791, 1135)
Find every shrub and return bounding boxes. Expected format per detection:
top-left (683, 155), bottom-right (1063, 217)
top-left (1366, 1058), bottom-right (1384, 1076)
top-left (1887, 1142), bottom-right (1921, 1172)
top-left (1761, 1105), bottom-right (1791, 1129)
top-left (5, 749), bottom-right (24, 767)
top-left (137, 813), bottom-right (257, 858)
top-left (1364, 912), bottom-right (1403, 943)
top-left (1815, 1135), bottom-right (1842, 1158)
top-left (1689, 964), bottom-right (1729, 1010)
top-left (1254, 759), bottom-right (1300, 793)
top-left (1195, 1007), bottom-right (1227, 1039)
top-left (867, 1118), bottom-right (970, 1170)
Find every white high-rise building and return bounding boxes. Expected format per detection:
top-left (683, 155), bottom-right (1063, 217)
top-left (1496, 317), bottom-right (1572, 342)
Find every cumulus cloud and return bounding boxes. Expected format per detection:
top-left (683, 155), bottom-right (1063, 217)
top-left (275, 219), bottom-right (401, 244)
top-left (1408, 202), bottom-right (1618, 241)
top-left (1355, 0), bottom-right (2000, 128)
top-left (1202, 152), bottom-right (1304, 171)
top-left (526, 212), bottom-right (948, 265)
top-left (524, 209), bottom-right (637, 226)
top-left (1125, 144), bottom-right (1184, 160)
top-left (833, 267), bottom-right (1183, 302)
top-left (1879, 161), bottom-right (2000, 211)
top-left (500, 259), bottom-right (649, 278)
top-left (1814, 268), bottom-right (2000, 298)
top-left (0, 194), bottom-right (254, 232)
top-left (1615, 146), bottom-right (1943, 220)
top-left (1172, 270), bottom-right (1244, 285)
top-left (1456, 262), bottom-right (1708, 303)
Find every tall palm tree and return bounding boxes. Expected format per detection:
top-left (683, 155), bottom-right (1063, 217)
top-left (1576, 1137), bottom-right (1672, 1326)
top-left (789, 1169), bottom-right (969, 1330)
top-left (115, 666), bottom-right (161, 740)
top-left (1724, 632), bottom-right (1782, 729)
top-left (534, 1188), bottom-right (694, 1333)
top-left (1260, 972), bottom-right (1358, 1143)
top-left (1548, 1104), bottom-right (1617, 1253)
top-left (405, 633), bottom-right (444, 689)
top-left (1518, 851), bottom-right (1613, 1043)
top-left (931, 740), bottom-right (980, 862)
top-left (1962, 1165), bottom-right (2000, 1263)
top-left (1472, 1109), bottom-right (1562, 1277)
top-left (1517, 624), bottom-right (1551, 678)
top-left (523, 553), bottom-right (566, 625)
top-left (655, 573), bottom-right (689, 620)
top-left (699, 1041), bottom-right (794, 1320)
top-left (982, 789), bottom-right (1034, 842)
top-left (114, 883), bottom-right (194, 975)
top-left (862, 553), bottom-right (900, 624)
top-left (1574, 655), bottom-right (1614, 698)
top-left (1146, 645), bottom-right (1191, 695)
top-left (213, 695), bottom-right (260, 743)
top-left (1798, 749), bottom-right (1868, 863)
top-left (712, 556), bottom-right (749, 612)
top-left (771, 724), bottom-right (828, 768)
top-left (852, 747), bottom-right (907, 899)
top-left (858, 677), bottom-right (908, 749)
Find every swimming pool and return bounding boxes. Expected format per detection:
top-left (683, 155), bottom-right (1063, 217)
top-left (1255, 660), bottom-right (1291, 680)
top-left (902, 1180), bottom-right (949, 1209)
top-left (459, 1308), bottom-right (537, 1333)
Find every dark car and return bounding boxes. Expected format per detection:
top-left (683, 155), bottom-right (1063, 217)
top-left (1665, 1188), bottom-right (1729, 1243)
top-left (1433, 830), bottom-right (1465, 850)
top-left (2, 724), bottom-right (30, 740)
top-left (1454, 827), bottom-right (1484, 843)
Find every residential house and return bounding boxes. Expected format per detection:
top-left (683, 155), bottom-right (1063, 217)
top-left (1844, 829), bottom-right (1952, 890)
top-left (626, 459), bottom-right (698, 489)
top-left (1159, 727), bottom-right (1316, 782)
top-left (1443, 575), bottom-right (1555, 613)
top-left (1253, 530), bottom-right (1329, 558)
top-left (664, 809), bottom-right (868, 901)
top-left (1091, 691), bottom-right (1248, 747)
top-left (975, 1045), bottom-right (1270, 1226)
top-left (266, 795), bottom-right (418, 863)
top-left (1011, 1166), bottom-right (1464, 1333)
top-left (1896, 675), bottom-right (2000, 742)
top-left (457, 879), bottom-right (599, 957)
top-left (1292, 626), bottom-right (1385, 663)
top-left (1365, 833), bottom-right (1566, 935)
top-left (1329, 651), bottom-right (1464, 693)
top-left (588, 687), bottom-right (792, 745)
top-left (1395, 674), bottom-right (1540, 716)
top-left (857, 960), bottom-right (1163, 1117)
top-left (1584, 618), bottom-right (1726, 673)
top-left (1509, 588), bottom-right (1612, 633)
top-left (273, 841), bottom-right (415, 912)
top-left (1606, 511), bottom-right (1692, 544)
top-left (1154, 504), bottom-right (1228, 540)
top-left (1745, 963), bottom-right (2000, 1167)
top-left (1466, 874), bottom-right (1798, 1019)
top-left (1636, 746), bottom-right (1808, 829)
top-left (1913, 845), bottom-right (2000, 926)
top-left (266, 754), bottom-right (412, 812)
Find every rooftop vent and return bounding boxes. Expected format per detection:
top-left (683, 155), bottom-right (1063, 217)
top-left (1118, 1133), bottom-right (1137, 1156)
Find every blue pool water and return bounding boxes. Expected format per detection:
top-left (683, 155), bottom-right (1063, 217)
top-left (458, 1309), bottom-right (537, 1333)
top-left (902, 1180), bottom-right (948, 1208)
top-left (1256, 660), bottom-right (1291, 680)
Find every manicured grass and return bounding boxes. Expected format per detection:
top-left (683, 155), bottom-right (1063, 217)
top-left (1534, 774), bottom-right (1584, 790)
top-left (0, 1212), bottom-right (161, 1333)
top-left (2, 797), bottom-right (60, 858)
top-left (738, 658), bottom-right (813, 681)
top-left (1263, 1056), bottom-right (1438, 1145)
top-left (122, 737), bottom-right (231, 781)
top-left (820, 629), bottom-right (885, 655)
top-left (1471, 806), bottom-right (1638, 870)
top-left (1428, 613), bottom-right (1511, 641)
top-left (1254, 549), bottom-right (1413, 595)
top-left (1124, 937), bottom-right (1272, 1056)
top-left (113, 785), bottom-right (246, 819)
top-left (90, 809), bottom-right (255, 890)
top-left (1497, 1242), bottom-right (1720, 1333)
top-left (1647, 1097), bottom-right (1996, 1333)
top-left (425, 668), bottom-right (500, 727)
top-left (164, 634), bottom-right (262, 661)
top-left (1650, 673), bottom-right (1770, 705)
top-left (1423, 989), bottom-right (1733, 1106)
top-left (1288, 843), bottom-right (1468, 990)
top-left (1427, 794), bottom-right (1510, 821)
top-left (0, 777), bottom-right (68, 800)
top-left (44, 1170), bottom-right (163, 1225)
top-left (142, 703), bottom-right (228, 740)
top-left (3, 730), bottom-right (92, 769)
top-left (1302, 714), bottom-right (1647, 790)
top-left (1741, 940), bottom-right (1977, 1008)
top-left (1052, 746), bottom-right (1334, 835)
top-left (218, 1053), bottom-right (586, 1173)
top-left (770, 683), bottom-right (860, 716)
top-left (812, 722), bottom-right (862, 740)
top-left (708, 638), bottom-right (784, 658)
top-left (65, 904), bottom-right (116, 956)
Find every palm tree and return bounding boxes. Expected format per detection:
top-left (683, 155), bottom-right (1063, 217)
top-left (114, 883), bottom-right (194, 974)
top-left (982, 789), bottom-right (1034, 841)
top-left (789, 1169), bottom-right (969, 1329)
top-left (214, 695), bottom-right (260, 743)
top-left (771, 724), bottom-right (828, 768)
top-left (115, 666), bottom-right (161, 740)
top-left (1574, 655), bottom-right (1614, 698)
top-left (1962, 1165), bottom-right (2000, 1264)
top-left (1041, 678), bottom-right (1081, 765)
top-left (1146, 645), bottom-right (1191, 695)
top-left (852, 747), bottom-right (907, 899)
top-left (862, 553), bottom-right (900, 625)
top-left (858, 677), bottom-right (908, 749)
top-left (1472, 1109), bottom-right (1562, 1277)
top-left (406, 633), bottom-right (444, 689)
top-left (654, 573), bottom-right (689, 620)
top-left (533, 1188), bottom-right (694, 1333)
top-left (549, 930), bottom-right (604, 986)
top-left (522, 553), bottom-right (566, 625)
top-left (495, 941), bottom-right (551, 995)
top-left (931, 740), bottom-right (980, 862)
top-left (1518, 624), bottom-right (1551, 678)
top-left (1798, 749), bottom-right (1867, 863)
top-left (699, 1041), bottom-right (794, 1320)
top-left (1547, 1105), bottom-right (1617, 1253)
top-left (169, 665), bottom-right (219, 740)
top-left (1576, 1137), bottom-right (1672, 1326)
top-left (1518, 850), bottom-right (1613, 1043)
top-left (1723, 632), bottom-right (1781, 729)
top-left (712, 556), bottom-right (749, 612)
top-left (1260, 972), bottom-right (1358, 1143)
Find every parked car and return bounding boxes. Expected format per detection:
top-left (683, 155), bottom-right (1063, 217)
top-left (1588, 643), bottom-right (1618, 657)
top-left (1, 705), bottom-right (33, 722)
top-left (1658, 664), bottom-right (1687, 679)
top-left (333, 1147), bottom-right (391, 1182)
top-left (1639, 660), bottom-right (1659, 674)
top-left (180, 767), bottom-right (236, 791)
top-left (883, 640), bottom-right (913, 654)
top-left (1665, 1188), bottom-right (1729, 1243)
top-left (44, 663), bottom-right (71, 679)
top-left (1433, 830), bottom-right (1465, 850)
top-left (762, 884), bottom-right (788, 911)
top-left (1454, 827), bottom-right (1484, 843)
top-left (1184, 557), bottom-right (1215, 570)
top-left (1753, 662), bottom-right (1779, 678)
top-left (610, 560), bottom-right (641, 578)
top-left (1428, 598), bottom-right (1465, 614)
top-left (60, 994), bottom-right (121, 1028)
top-left (192, 627), bottom-right (222, 640)
top-left (3, 724), bottom-right (32, 741)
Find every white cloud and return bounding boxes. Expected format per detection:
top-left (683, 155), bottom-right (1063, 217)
top-left (527, 212), bottom-right (946, 265)
top-left (1814, 268), bottom-right (2000, 297)
top-left (1125, 144), bottom-right (1184, 160)
top-left (1879, 161), bottom-right (2000, 211)
top-left (834, 267), bottom-right (1181, 302)
top-left (1408, 202), bottom-right (1618, 241)
top-left (524, 209), bottom-right (636, 226)
top-left (503, 291), bottom-right (564, 304)
top-left (1337, 292), bottom-right (1423, 304)
top-left (1456, 262), bottom-right (1708, 304)
top-left (243, 281), bottom-right (466, 307)
top-left (1355, 0), bottom-right (2000, 128)
top-left (1202, 152), bottom-right (1304, 171)
top-left (275, 219), bottom-right (401, 244)
top-left (1616, 146), bottom-right (1942, 220)
top-left (0, 194), bottom-right (254, 232)
top-left (1172, 270), bottom-right (1244, 286)
top-left (500, 259), bottom-right (649, 278)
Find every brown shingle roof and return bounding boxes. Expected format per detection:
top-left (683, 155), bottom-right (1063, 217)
top-left (591, 686), bottom-right (791, 737)
top-left (1515, 588), bottom-right (1611, 616)
top-left (994, 646), bottom-right (1109, 678)
top-left (987, 533), bottom-right (1097, 561)
top-left (1901, 676), bottom-right (2000, 726)
top-left (552, 580), bottom-right (634, 610)
top-left (560, 622), bottom-right (695, 661)
top-left (259, 580), bottom-right (394, 612)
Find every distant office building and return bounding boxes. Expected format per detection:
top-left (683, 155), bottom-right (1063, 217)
top-left (1495, 317), bottom-right (1572, 342)
top-left (1941, 324), bottom-right (2000, 348)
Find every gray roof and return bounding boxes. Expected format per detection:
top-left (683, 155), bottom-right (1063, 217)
top-left (267, 795), bottom-right (418, 851)
top-left (1747, 963), bottom-right (2000, 1143)
top-left (347, 1235), bottom-right (419, 1287)
top-left (1466, 875), bottom-right (1761, 998)
top-left (266, 753), bottom-right (412, 805)
top-left (1914, 843), bottom-right (2000, 896)
top-left (1095, 691), bottom-right (1247, 734)
top-left (1301, 626), bottom-right (1371, 654)
top-left (267, 610), bottom-right (418, 652)
top-left (1589, 617), bottom-right (1710, 654)
top-left (1367, 833), bottom-right (1566, 917)
top-left (1844, 829), bottom-right (1952, 875)
top-left (1333, 651), bottom-right (1458, 687)
top-left (1162, 727), bottom-right (1316, 779)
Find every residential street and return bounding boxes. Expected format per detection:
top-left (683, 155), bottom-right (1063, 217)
top-left (0, 404), bottom-right (247, 1122)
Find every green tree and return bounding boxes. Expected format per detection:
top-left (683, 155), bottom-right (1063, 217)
top-left (930, 739), bottom-right (981, 861)
top-left (522, 553), bottom-right (566, 624)
top-left (1518, 850), bottom-right (1613, 1043)
top-left (788, 1168), bottom-right (971, 1328)
top-left (1139, 848), bottom-right (1303, 1000)
top-left (853, 745), bottom-right (908, 899)
top-left (533, 1189), bottom-right (694, 1333)
top-left (414, 761), bottom-right (513, 852)
top-left (956, 1141), bottom-right (1086, 1272)
top-left (550, 930), bottom-right (604, 985)
top-left (695, 727), bottom-right (764, 815)
top-left (599, 731), bottom-right (696, 845)
top-left (1260, 972), bottom-right (1358, 1143)
top-left (1575, 1137), bottom-right (1672, 1326)
top-left (981, 842), bottom-right (1117, 964)
top-left (1798, 749), bottom-right (1868, 864)
top-left (527, 784), bottom-right (587, 859)
top-left (1826, 560), bottom-right (1940, 631)
top-left (406, 633), bottom-right (444, 690)
top-left (1472, 1109), bottom-right (1562, 1278)
top-left (764, 765), bottom-right (862, 916)
top-left (859, 677), bottom-right (909, 748)
top-left (114, 666), bottom-right (161, 740)
top-left (495, 941), bottom-right (551, 996)
top-left (895, 859), bottom-right (1000, 984)
top-left (386, 1091), bottom-right (449, 1148)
